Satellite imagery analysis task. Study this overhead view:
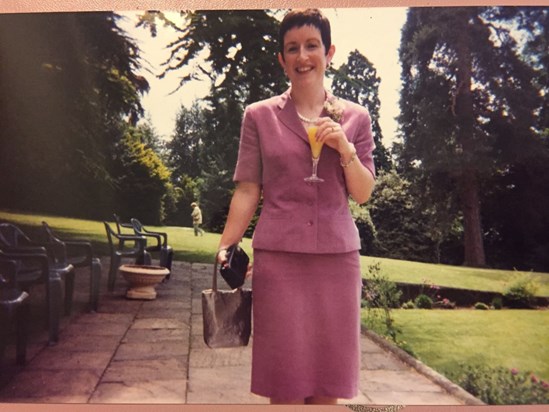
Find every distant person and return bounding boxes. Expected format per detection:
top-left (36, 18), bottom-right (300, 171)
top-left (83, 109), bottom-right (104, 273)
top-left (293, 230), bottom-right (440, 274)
top-left (190, 202), bottom-right (205, 236)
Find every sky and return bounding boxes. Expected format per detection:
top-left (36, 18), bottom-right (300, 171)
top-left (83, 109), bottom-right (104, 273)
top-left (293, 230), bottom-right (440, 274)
top-left (118, 8), bottom-right (408, 147)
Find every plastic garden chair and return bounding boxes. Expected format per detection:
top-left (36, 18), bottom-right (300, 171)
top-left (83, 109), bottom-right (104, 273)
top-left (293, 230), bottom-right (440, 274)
top-left (104, 222), bottom-right (151, 292)
top-left (130, 218), bottom-right (173, 276)
top-left (0, 248), bottom-right (62, 346)
top-left (41, 221), bottom-right (102, 312)
top-left (0, 223), bottom-right (75, 317)
top-left (113, 213), bottom-right (134, 236)
top-left (113, 214), bottom-right (144, 250)
top-left (0, 258), bottom-right (30, 365)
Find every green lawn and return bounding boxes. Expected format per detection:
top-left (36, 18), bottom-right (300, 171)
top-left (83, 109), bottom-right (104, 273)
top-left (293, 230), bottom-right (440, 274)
top-left (363, 308), bottom-right (549, 382)
top-left (361, 255), bottom-right (549, 296)
top-left (0, 209), bottom-right (253, 264)
top-left (3, 209), bottom-right (549, 391)
top-left (1, 209), bottom-right (548, 296)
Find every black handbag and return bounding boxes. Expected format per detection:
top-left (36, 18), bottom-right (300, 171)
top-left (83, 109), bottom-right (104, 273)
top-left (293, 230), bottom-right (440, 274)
top-left (201, 252), bottom-right (252, 348)
top-left (219, 243), bottom-right (249, 289)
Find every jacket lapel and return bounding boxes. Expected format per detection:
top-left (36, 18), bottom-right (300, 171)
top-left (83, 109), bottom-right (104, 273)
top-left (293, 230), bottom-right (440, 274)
top-left (276, 89), bottom-right (308, 144)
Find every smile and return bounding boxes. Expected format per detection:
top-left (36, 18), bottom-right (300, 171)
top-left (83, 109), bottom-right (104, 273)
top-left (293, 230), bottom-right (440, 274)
top-left (296, 66), bottom-right (314, 73)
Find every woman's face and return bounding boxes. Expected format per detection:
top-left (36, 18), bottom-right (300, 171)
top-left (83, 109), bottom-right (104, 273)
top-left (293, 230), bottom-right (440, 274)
top-left (278, 24), bottom-right (335, 89)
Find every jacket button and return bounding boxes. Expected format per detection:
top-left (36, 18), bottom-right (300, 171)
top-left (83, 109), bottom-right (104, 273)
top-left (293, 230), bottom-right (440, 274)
top-left (307, 221), bottom-right (313, 226)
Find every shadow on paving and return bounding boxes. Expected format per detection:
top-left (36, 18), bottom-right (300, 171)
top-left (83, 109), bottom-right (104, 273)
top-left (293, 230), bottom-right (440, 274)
top-left (0, 258), bottom-right (475, 405)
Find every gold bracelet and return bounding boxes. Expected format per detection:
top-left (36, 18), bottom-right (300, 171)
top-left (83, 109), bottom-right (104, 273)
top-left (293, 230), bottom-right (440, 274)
top-left (340, 149), bottom-right (357, 168)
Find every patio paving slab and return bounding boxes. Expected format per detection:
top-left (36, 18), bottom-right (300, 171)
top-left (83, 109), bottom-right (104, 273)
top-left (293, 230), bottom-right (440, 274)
top-left (0, 259), bottom-right (478, 406)
top-left (102, 358), bottom-right (188, 382)
top-left (90, 379), bottom-right (188, 403)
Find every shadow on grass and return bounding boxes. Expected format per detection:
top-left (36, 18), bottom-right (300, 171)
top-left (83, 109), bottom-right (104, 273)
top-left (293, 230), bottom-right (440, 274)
top-left (7, 221), bottom-right (216, 266)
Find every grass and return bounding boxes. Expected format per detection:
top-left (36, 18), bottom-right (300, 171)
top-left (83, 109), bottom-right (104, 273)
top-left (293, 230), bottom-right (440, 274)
top-left (363, 308), bottom-right (549, 383)
top-left (0, 209), bottom-right (252, 264)
top-left (3, 209), bottom-right (548, 395)
top-left (361, 255), bottom-right (549, 296)
top-left (1, 209), bottom-right (548, 296)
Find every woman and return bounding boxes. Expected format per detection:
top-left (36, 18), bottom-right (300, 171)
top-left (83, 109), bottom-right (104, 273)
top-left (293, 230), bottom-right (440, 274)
top-left (217, 9), bottom-right (376, 404)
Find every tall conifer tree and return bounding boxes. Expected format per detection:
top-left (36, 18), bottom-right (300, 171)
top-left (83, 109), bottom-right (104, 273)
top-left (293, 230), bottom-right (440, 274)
top-left (331, 50), bottom-right (392, 172)
top-left (398, 7), bottom-right (543, 267)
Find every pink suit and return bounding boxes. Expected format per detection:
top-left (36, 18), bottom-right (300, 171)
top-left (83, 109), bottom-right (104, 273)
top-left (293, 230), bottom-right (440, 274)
top-left (234, 88), bottom-right (375, 400)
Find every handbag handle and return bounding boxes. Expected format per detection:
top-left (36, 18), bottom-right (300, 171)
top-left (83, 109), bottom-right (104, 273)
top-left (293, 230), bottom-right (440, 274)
top-left (212, 250), bottom-right (221, 292)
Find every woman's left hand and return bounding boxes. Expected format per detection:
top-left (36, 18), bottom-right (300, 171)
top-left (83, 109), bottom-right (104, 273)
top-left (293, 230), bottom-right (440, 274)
top-left (315, 117), bottom-right (353, 156)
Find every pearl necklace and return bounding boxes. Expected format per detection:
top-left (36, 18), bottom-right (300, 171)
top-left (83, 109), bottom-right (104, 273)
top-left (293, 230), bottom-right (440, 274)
top-left (297, 112), bottom-right (319, 124)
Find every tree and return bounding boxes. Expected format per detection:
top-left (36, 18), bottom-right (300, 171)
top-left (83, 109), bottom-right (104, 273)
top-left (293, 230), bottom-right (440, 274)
top-left (135, 119), bottom-right (165, 154)
top-left (348, 199), bottom-right (377, 255)
top-left (0, 12), bottom-right (149, 218)
top-left (368, 170), bottom-right (435, 262)
top-left (496, 7), bottom-right (548, 134)
top-left (139, 10), bottom-right (287, 231)
top-left (198, 87), bottom-right (246, 230)
top-left (163, 175), bottom-right (202, 227)
top-left (163, 101), bottom-right (206, 226)
top-left (397, 7), bottom-right (543, 267)
top-left (111, 125), bottom-right (171, 225)
top-left (482, 8), bottom-right (549, 271)
top-left (138, 10), bottom-right (286, 106)
top-left (331, 50), bottom-right (392, 172)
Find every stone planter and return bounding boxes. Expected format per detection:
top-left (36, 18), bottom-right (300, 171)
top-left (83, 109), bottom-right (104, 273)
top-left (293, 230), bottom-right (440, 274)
top-left (119, 264), bottom-right (170, 300)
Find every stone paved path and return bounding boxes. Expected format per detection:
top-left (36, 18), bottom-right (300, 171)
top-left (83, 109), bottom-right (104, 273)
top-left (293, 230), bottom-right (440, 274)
top-left (0, 259), bottom-right (477, 405)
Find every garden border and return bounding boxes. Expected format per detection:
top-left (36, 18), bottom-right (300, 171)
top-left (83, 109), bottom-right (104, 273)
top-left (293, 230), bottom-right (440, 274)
top-left (363, 279), bottom-right (549, 308)
top-left (360, 326), bottom-right (485, 406)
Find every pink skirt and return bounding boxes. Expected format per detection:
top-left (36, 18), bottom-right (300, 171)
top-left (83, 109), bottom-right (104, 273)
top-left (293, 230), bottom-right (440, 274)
top-left (250, 249), bottom-right (362, 400)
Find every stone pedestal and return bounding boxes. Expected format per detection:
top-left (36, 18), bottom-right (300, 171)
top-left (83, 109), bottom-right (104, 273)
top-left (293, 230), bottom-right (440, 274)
top-left (119, 264), bottom-right (170, 300)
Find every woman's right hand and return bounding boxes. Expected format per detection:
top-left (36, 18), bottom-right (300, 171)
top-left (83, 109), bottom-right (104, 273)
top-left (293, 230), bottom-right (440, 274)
top-left (216, 247), bottom-right (253, 279)
top-left (217, 248), bottom-right (229, 268)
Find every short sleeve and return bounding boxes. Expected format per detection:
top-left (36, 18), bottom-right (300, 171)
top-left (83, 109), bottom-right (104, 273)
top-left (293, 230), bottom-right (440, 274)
top-left (233, 106), bottom-right (262, 184)
top-left (354, 109), bottom-right (376, 179)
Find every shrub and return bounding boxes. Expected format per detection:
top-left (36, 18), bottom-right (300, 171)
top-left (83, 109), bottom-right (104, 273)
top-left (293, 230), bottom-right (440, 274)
top-left (362, 262), bottom-right (402, 342)
top-left (474, 302), bottom-right (490, 310)
top-left (503, 274), bottom-right (539, 308)
top-left (419, 278), bottom-right (440, 301)
top-left (402, 300), bottom-right (415, 309)
top-left (491, 296), bottom-right (503, 310)
top-left (414, 293), bottom-right (433, 309)
top-left (433, 298), bottom-right (456, 309)
top-left (449, 365), bottom-right (549, 405)
top-left (362, 263), bottom-right (402, 310)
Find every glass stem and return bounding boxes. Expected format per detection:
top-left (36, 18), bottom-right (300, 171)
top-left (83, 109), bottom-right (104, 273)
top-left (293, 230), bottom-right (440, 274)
top-left (311, 157), bottom-right (319, 177)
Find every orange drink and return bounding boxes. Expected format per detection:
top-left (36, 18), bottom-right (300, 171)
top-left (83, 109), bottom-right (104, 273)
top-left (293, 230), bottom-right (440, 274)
top-left (304, 125), bottom-right (324, 182)
top-left (307, 126), bottom-right (323, 159)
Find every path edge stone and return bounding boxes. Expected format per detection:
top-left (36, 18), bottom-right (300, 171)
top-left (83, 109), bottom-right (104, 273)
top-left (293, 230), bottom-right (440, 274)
top-left (360, 326), bottom-right (485, 406)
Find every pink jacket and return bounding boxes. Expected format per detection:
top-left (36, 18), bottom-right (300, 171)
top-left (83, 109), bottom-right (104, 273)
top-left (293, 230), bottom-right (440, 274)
top-left (234, 89), bottom-right (376, 254)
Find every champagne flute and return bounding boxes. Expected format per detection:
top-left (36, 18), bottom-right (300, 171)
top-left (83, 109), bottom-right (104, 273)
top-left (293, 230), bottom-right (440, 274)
top-left (304, 125), bottom-right (324, 183)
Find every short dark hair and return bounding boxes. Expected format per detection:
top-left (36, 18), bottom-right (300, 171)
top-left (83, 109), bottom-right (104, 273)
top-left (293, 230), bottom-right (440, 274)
top-left (279, 9), bottom-right (332, 57)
